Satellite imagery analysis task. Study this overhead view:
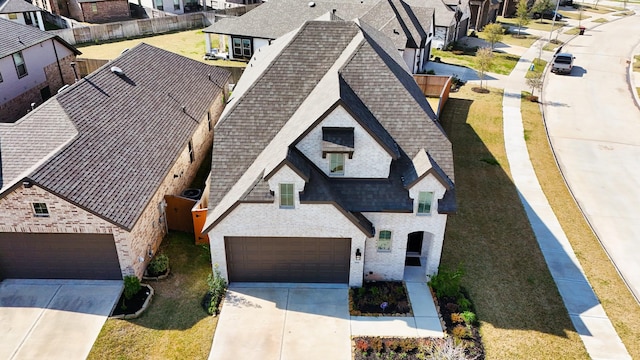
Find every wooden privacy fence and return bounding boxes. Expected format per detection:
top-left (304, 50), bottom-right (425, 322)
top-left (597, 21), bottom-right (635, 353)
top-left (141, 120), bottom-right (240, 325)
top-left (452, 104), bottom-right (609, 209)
top-left (75, 58), bottom-right (109, 78)
top-left (413, 74), bottom-right (452, 117)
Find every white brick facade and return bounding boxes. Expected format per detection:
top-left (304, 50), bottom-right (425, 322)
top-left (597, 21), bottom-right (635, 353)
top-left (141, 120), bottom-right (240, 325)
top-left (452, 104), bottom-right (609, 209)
top-left (296, 105), bottom-right (392, 179)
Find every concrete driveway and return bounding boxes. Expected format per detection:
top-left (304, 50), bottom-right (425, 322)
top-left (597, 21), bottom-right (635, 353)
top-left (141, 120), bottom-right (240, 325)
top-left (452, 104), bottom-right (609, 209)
top-left (0, 279), bottom-right (122, 360)
top-left (209, 284), bottom-right (350, 360)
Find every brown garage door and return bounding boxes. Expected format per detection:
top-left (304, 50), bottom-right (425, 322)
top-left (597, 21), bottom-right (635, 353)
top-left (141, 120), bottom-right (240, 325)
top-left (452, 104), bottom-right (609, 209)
top-left (0, 233), bottom-right (122, 280)
top-left (225, 237), bottom-right (350, 283)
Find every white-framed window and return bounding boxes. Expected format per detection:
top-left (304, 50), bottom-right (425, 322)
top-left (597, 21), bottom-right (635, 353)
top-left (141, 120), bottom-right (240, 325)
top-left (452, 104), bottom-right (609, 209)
top-left (91, 3), bottom-right (97, 12)
top-left (279, 183), bottom-right (294, 208)
top-left (417, 191), bottom-right (434, 215)
top-left (232, 37), bottom-right (252, 59)
top-left (188, 140), bottom-right (194, 163)
top-left (329, 153), bottom-right (345, 176)
top-left (173, 0), bottom-right (180, 10)
top-left (32, 203), bottom-right (49, 217)
top-left (8, 13), bottom-right (18, 19)
top-left (377, 230), bottom-right (392, 252)
top-left (207, 111), bottom-right (212, 131)
top-left (154, 0), bottom-right (163, 10)
top-left (12, 52), bottom-right (27, 78)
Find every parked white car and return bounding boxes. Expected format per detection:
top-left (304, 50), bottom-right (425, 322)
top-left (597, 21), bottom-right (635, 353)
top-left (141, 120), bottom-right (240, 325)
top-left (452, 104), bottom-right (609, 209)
top-left (551, 53), bottom-right (575, 74)
top-left (204, 49), bottom-right (229, 61)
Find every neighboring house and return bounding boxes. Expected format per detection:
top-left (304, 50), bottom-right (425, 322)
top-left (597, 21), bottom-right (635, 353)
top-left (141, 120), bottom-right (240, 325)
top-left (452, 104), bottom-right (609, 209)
top-left (0, 18), bottom-right (80, 123)
top-left (407, 0), bottom-right (470, 49)
top-left (0, 43), bottom-right (230, 280)
top-left (202, 19), bottom-right (456, 287)
top-left (32, 0), bottom-right (129, 23)
top-left (130, 0), bottom-right (203, 14)
top-left (468, 0), bottom-right (500, 30)
top-left (203, 0), bottom-right (436, 74)
top-left (0, 0), bottom-right (45, 31)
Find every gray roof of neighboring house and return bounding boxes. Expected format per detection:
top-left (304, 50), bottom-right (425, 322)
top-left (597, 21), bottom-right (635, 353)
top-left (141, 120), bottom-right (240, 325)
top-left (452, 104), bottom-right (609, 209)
top-left (4, 43), bottom-right (230, 230)
top-left (406, 0), bottom-right (455, 26)
top-left (205, 19), bottom-right (454, 233)
top-left (204, 0), bottom-right (433, 50)
top-left (0, 17), bottom-right (80, 59)
top-left (204, 0), bottom-right (373, 39)
top-left (0, 0), bottom-right (41, 13)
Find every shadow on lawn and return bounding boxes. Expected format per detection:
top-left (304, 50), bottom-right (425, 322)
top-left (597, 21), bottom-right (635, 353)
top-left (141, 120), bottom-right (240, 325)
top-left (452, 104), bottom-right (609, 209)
top-left (127, 231), bottom-right (213, 331)
top-left (438, 97), bottom-right (587, 338)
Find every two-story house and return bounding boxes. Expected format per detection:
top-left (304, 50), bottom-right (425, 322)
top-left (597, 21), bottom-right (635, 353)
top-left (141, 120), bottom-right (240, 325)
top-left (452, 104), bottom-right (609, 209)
top-left (0, 18), bottom-right (80, 123)
top-left (202, 19), bottom-right (455, 287)
top-left (203, 0), bottom-right (435, 74)
top-left (0, 0), bottom-right (45, 30)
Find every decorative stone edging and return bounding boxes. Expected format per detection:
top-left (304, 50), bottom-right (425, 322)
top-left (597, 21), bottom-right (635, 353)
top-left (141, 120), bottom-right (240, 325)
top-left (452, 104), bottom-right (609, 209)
top-left (110, 284), bottom-right (154, 320)
top-left (142, 267), bottom-right (170, 281)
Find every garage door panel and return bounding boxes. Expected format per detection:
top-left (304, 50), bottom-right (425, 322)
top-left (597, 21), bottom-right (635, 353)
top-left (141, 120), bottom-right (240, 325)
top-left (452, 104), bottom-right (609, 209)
top-left (225, 237), bottom-right (350, 283)
top-left (0, 233), bottom-right (121, 280)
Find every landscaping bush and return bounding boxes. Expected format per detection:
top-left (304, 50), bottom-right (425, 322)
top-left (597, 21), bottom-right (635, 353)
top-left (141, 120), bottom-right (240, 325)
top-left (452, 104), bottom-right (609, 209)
top-left (123, 275), bottom-right (141, 300)
top-left (146, 253), bottom-right (169, 276)
top-left (428, 264), bottom-right (465, 298)
top-left (349, 281), bottom-right (412, 315)
top-left (353, 337), bottom-right (481, 359)
top-left (203, 265), bottom-right (227, 315)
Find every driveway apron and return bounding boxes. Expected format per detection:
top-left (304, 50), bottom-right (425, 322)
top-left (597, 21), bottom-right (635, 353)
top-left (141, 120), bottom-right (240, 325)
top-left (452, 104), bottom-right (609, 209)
top-left (209, 285), bottom-right (350, 360)
top-left (0, 279), bottom-right (122, 360)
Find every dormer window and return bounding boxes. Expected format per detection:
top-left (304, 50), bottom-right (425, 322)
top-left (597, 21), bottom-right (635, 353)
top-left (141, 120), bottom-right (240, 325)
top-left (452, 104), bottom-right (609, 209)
top-left (417, 191), bottom-right (434, 215)
top-left (279, 183), bottom-right (294, 208)
top-left (329, 153), bottom-right (345, 176)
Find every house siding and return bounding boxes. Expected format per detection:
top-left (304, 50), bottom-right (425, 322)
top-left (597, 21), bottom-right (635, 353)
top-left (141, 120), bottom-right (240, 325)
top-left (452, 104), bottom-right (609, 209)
top-left (0, 40), bottom-right (76, 123)
top-left (295, 106), bottom-right (392, 179)
top-left (68, 0), bottom-right (130, 22)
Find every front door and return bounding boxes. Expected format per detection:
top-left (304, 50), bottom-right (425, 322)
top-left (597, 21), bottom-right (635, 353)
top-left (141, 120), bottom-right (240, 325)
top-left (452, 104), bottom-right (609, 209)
top-left (406, 231), bottom-right (423, 256)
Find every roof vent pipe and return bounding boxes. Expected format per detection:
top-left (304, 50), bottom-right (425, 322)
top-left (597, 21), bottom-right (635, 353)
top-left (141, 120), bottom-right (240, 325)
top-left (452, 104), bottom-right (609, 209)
top-left (182, 106), bottom-right (186, 113)
top-left (110, 66), bottom-right (124, 76)
top-left (308, 1), bottom-right (315, 6)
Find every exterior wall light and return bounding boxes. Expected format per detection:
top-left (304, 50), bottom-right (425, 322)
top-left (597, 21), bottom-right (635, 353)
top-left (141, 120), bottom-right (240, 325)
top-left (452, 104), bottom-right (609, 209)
top-left (355, 248), bottom-right (362, 261)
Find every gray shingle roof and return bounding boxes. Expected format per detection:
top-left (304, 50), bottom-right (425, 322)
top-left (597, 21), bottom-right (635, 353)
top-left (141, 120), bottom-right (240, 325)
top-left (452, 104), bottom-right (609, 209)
top-left (406, 0), bottom-right (455, 26)
top-left (0, 100), bottom-right (77, 191)
top-left (204, 0), bottom-right (373, 39)
top-left (21, 43), bottom-right (230, 230)
top-left (0, 17), bottom-right (80, 59)
top-left (0, 0), bottom-right (41, 13)
top-left (362, 0), bottom-right (432, 49)
top-left (205, 19), bottom-right (454, 232)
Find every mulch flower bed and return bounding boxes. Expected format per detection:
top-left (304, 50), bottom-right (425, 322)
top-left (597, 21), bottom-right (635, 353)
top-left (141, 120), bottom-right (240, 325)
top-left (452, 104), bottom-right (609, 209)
top-left (112, 284), bottom-right (152, 316)
top-left (349, 281), bottom-right (412, 316)
top-left (434, 287), bottom-right (485, 360)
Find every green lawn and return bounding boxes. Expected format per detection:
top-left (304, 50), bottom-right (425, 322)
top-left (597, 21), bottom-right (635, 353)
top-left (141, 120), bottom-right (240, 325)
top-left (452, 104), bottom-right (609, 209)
top-left (438, 86), bottom-right (589, 359)
top-left (557, 10), bottom-right (592, 20)
top-left (635, 55), bottom-right (640, 71)
top-left (592, 17), bottom-right (609, 23)
top-left (497, 16), bottom-right (567, 32)
top-left (77, 29), bottom-right (246, 68)
top-left (578, 3), bottom-right (618, 13)
top-left (88, 232), bottom-right (217, 360)
top-left (525, 58), bottom-right (547, 79)
top-left (432, 49), bottom-right (519, 75)
top-left (476, 31), bottom-right (539, 48)
top-left (520, 93), bottom-right (640, 359)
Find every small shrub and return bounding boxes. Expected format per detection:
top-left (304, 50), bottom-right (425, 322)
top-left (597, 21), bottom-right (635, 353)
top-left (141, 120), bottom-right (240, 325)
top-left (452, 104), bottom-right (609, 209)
top-left (123, 275), bottom-right (141, 300)
top-left (205, 265), bottom-right (227, 315)
top-left (457, 295), bottom-right (472, 312)
top-left (450, 312), bottom-right (464, 324)
top-left (426, 69), bottom-right (436, 75)
top-left (397, 338), bottom-right (418, 353)
top-left (146, 253), bottom-right (169, 276)
top-left (369, 337), bottom-right (383, 353)
top-left (461, 311), bottom-right (478, 325)
top-left (430, 337), bottom-right (476, 359)
top-left (428, 264), bottom-right (465, 298)
top-left (355, 338), bottom-right (369, 352)
top-left (452, 324), bottom-right (472, 339)
top-left (445, 302), bottom-right (460, 313)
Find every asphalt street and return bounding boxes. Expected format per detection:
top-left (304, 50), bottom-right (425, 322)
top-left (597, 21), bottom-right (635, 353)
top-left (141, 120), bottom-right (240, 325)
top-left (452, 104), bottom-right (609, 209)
top-left (542, 13), bottom-right (640, 302)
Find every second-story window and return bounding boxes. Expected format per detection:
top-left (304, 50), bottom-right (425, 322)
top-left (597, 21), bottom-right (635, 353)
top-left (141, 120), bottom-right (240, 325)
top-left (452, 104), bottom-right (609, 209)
top-left (329, 153), bottom-right (345, 176)
top-left (13, 52), bottom-right (27, 78)
top-left (417, 191), bottom-right (434, 215)
top-left (279, 183), bottom-right (294, 208)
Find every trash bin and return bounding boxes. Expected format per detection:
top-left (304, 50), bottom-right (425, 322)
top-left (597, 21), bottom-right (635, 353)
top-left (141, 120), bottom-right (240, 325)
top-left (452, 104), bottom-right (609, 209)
top-left (579, 26), bottom-right (586, 35)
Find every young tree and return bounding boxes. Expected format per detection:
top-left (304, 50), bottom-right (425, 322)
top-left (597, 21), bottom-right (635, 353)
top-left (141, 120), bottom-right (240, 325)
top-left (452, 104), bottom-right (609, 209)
top-left (532, 0), bottom-right (554, 23)
top-left (476, 47), bottom-right (494, 89)
top-left (515, 0), bottom-right (531, 36)
top-left (526, 72), bottom-right (543, 96)
top-left (483, 23), bottom-right (505, 50)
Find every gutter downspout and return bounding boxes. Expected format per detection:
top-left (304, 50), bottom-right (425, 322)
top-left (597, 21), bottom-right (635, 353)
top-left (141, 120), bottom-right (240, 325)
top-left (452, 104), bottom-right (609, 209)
top-left (52, 39), bottom-right (65, 89)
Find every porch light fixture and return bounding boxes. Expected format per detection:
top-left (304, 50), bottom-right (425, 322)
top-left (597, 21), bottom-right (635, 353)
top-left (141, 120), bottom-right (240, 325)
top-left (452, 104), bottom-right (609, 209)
top-left (355, 248), bottom-right (362, 261)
